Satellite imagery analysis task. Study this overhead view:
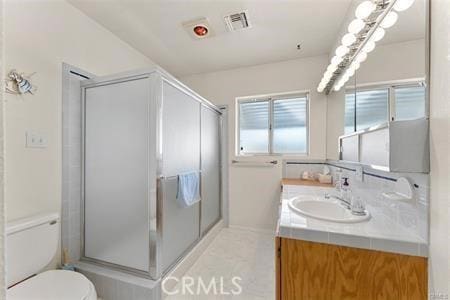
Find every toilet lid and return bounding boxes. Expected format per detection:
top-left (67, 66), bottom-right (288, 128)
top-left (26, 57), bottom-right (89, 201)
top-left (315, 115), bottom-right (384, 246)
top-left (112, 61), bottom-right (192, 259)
top-left (7, 270), bottom-right (95, 300)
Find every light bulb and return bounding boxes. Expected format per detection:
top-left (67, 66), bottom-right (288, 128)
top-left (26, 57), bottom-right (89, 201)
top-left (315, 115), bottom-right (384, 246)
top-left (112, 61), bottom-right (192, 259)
top-left (370, 27), bottom-right (385, 42)
top-left (362, 41), bottom-right (376, 53)
top-left (355, 1), bottom-right (376, 19)
top-left (317, 86), bottom-right (324, 93)
top-left (324, 70), bottom-right (334, 79)
top-left (342, 72), bottom-right (350, 81)
top-left (348, 19), bottom-right (365, 34)
top-left (380, 12), bottom-right (398, 28)
top-left (394, 0), bottom-right (415, 11)
top-left (347, 68), bottom-right (355, 78)
top-left (334, 84), bottom-right (342, 92)
top-left (355, 52), bottom-right (367, 63)
top-left (342, 33), bottom-right (356, 46)
top-left (327, 64), bottom-right (338, 72)
top-left (335, 45), bottom-right (350, 57)
top-left (331, 55), bottom-right (343, 66)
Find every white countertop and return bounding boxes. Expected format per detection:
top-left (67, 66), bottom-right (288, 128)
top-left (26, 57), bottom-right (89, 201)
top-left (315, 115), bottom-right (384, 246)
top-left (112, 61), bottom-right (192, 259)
top-left (277, 184), bottom-right (428, 257)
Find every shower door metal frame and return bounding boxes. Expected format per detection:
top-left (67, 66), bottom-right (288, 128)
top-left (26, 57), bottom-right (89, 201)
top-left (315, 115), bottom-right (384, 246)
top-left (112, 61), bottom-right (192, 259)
top-left (80, 71), bottom-right (159, 279)
top-left (157, 76), bottom-right (223, 276)
top-left (79, 68), bottom-right (223, 280)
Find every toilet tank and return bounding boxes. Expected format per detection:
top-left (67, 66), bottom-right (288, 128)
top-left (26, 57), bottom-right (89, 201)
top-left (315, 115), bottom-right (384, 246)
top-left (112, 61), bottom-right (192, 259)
top-left (6, 213), bottom-right (60, 287)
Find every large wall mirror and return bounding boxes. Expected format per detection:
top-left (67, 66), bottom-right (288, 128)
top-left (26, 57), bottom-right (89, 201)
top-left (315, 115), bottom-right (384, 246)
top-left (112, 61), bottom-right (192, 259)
top-left (327, 0), bottom-right (428, 165)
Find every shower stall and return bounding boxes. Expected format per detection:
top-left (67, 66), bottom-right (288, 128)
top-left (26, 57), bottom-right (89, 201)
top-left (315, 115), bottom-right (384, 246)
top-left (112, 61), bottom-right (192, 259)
top-left (78, 68), bottom-right (223, 280)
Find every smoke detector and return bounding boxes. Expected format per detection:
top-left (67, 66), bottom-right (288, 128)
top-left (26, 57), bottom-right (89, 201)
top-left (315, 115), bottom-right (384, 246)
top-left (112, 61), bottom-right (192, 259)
top-left (182, 17), bottom-right (215, 40)
top-left (224, 10), bottom-right (251, 32)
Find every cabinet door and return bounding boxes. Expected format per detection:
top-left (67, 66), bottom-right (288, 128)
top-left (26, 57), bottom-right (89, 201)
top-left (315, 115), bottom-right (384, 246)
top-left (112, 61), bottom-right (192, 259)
top-left (200, 106), bottom-right (221, 234)
top-left (280, 238), bottom-right (427, 300)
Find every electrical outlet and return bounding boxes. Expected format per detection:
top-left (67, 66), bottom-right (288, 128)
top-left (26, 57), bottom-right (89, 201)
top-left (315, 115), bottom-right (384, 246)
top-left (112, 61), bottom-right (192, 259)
top-left (355, 165), bottom-right (363, 182)
top-left (26, 131), bottom-right (47, 148)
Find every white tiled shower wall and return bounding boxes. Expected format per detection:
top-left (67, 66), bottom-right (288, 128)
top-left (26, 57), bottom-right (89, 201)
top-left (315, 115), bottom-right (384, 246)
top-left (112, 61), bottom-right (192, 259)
top-left (284, 161), bottom-right (429, 243)
top-left (61, 66), bottom-right (87, 263)
top-left (0, 1), bottom-right (5, 297)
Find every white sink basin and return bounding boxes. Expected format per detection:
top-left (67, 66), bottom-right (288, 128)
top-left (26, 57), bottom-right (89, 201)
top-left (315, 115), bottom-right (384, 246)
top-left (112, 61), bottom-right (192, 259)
top-left (288, 197), bottom-right (370, 223)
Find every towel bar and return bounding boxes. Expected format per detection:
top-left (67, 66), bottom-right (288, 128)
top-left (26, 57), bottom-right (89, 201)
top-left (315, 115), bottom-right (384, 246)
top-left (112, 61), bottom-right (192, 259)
top-left (231, 160), bottom-right (278, 165)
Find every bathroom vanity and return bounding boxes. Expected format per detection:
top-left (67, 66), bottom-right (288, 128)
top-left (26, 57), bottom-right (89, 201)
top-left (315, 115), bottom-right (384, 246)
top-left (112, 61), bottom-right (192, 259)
top-left (275, 179), bottom-right (428, 300)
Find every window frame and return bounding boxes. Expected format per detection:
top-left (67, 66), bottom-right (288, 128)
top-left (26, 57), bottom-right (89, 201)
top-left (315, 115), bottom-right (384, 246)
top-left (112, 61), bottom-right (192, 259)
top-left (345, 79), bottom-right (426, 133)
top-left (236, 91), bottom-right (310, 156)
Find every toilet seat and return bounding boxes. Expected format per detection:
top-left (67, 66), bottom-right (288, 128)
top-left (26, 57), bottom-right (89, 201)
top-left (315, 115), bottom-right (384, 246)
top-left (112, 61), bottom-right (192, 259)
top-left (7, 270), bottom-right (97, 300)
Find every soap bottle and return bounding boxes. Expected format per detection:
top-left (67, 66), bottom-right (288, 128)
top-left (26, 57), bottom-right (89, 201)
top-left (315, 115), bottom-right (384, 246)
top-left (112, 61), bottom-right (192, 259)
top-left (341, 177), bottom-right (350, 203)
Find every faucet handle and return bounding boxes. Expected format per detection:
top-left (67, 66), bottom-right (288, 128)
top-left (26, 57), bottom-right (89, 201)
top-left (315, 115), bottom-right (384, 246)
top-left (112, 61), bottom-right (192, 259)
top-left (351, 195), bottom-right (366, 216)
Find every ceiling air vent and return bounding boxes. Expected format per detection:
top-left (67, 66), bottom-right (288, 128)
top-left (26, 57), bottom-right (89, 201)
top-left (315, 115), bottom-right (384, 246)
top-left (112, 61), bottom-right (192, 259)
top-left (224, 11), bottom-right (251, 32)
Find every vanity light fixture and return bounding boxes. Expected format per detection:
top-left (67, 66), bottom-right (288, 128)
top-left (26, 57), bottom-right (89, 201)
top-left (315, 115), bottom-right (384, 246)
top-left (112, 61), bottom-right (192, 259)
top-left (393, 0), bottom-right (415, 11)
top-left (317, 0), bottom-right (415, 94)
top-left (380, 11), bottom-right (398, 28)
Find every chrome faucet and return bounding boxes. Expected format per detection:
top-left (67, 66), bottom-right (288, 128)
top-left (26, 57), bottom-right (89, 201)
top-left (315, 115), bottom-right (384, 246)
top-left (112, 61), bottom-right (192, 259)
top-left (324, 193), bottom-right (367, 216)
top-left (324, 193), bottom-right (351, 209)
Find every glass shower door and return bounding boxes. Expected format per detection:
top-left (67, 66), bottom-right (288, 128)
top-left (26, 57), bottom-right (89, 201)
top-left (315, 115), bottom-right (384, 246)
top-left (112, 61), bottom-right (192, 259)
top-left (200, 106), bottom-right (221, 234)
top-left (160, 80), bottom-right (201, 273)
top-left (83, 77), bottom-right (151, 273)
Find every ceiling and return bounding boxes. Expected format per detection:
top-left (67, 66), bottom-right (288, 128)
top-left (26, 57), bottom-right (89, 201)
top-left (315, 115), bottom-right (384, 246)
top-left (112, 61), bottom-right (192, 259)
top-left (68, 0), bottom-right (426, 77)
top-left (377, 0), bottom-right (426, 46)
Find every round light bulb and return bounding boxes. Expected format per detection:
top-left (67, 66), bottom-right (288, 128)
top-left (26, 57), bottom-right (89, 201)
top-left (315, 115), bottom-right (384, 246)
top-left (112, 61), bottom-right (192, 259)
top-left (362, 41), bottom-right (376, 53)
top-left (355, 1), bottom-right (376, 19)
top-left (327, 64), bottom-right (338, 72)
top-left (355, 52), bottom-right (367, 63)
top-left (370, 27), bottom-right (385, 42)
top-left (317, 86), bottom-right (324, 93)
top-left (380, 12), bottom-right (398, 28)
top-left (342, 33), bottom-right (357, 46)
top-left (331, 55), bottom-right (343, 66)
top-left (394, 0), bottom-right (415, 11)
top-left (335, 45), bottom-right (350, 57)
top-left (348, 19), bottom-right (366, 34)
top-left (347, 68), bottom-right (355, 77)
top-left (342, 72), bottom-right (350, 81)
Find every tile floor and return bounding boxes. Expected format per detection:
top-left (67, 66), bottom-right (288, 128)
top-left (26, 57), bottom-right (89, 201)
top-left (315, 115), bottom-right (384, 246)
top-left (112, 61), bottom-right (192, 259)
top-left (165, 228), bottom-right (275, 299)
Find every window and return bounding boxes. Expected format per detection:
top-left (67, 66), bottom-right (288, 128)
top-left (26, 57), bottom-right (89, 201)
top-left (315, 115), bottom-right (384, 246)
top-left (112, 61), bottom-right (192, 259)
top-left (345, 82), bottom-right (426, 133)
top-left (238, 93), bottom-right (308, 155)
top-left (239, 100), bottom-right (269, 153)
top-left (394, 85), bottom-right (426, 121)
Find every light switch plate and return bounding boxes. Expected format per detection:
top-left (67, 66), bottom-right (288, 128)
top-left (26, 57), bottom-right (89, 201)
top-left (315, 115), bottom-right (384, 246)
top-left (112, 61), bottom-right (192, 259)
top-left (355, 165), bottom-right (364, 182)
top-left (26, 131), bottom-right (47, 148)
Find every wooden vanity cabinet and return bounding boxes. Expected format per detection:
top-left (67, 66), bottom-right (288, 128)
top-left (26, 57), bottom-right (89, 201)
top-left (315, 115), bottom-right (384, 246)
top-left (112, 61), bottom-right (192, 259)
top-left (275, 237), bottom-right (427, 300)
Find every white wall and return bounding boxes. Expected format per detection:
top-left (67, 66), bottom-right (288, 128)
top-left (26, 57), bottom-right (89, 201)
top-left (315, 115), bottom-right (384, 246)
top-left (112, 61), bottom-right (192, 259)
top-left (181, 55), bottom-right (328, 231)
top-left (0, 0), bottom-right (5, 297)
top-left (326, 39), bottom-right (426, 160)
top-left (428, 0), bottom-right (449, 295)
top-left (4, 0), bottom-right (154, 223)
top-left (4, 0), bottom-right (154, 272)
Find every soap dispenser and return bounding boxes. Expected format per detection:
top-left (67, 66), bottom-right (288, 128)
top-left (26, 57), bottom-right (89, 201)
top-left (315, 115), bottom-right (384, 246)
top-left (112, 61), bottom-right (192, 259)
top-left (341, 177), bottom-right (350, 203)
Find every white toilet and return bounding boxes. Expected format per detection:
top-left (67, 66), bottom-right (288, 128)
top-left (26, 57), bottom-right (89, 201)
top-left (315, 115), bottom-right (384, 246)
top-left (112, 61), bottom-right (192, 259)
top-left (6, 213), bottom-right (97, 300)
